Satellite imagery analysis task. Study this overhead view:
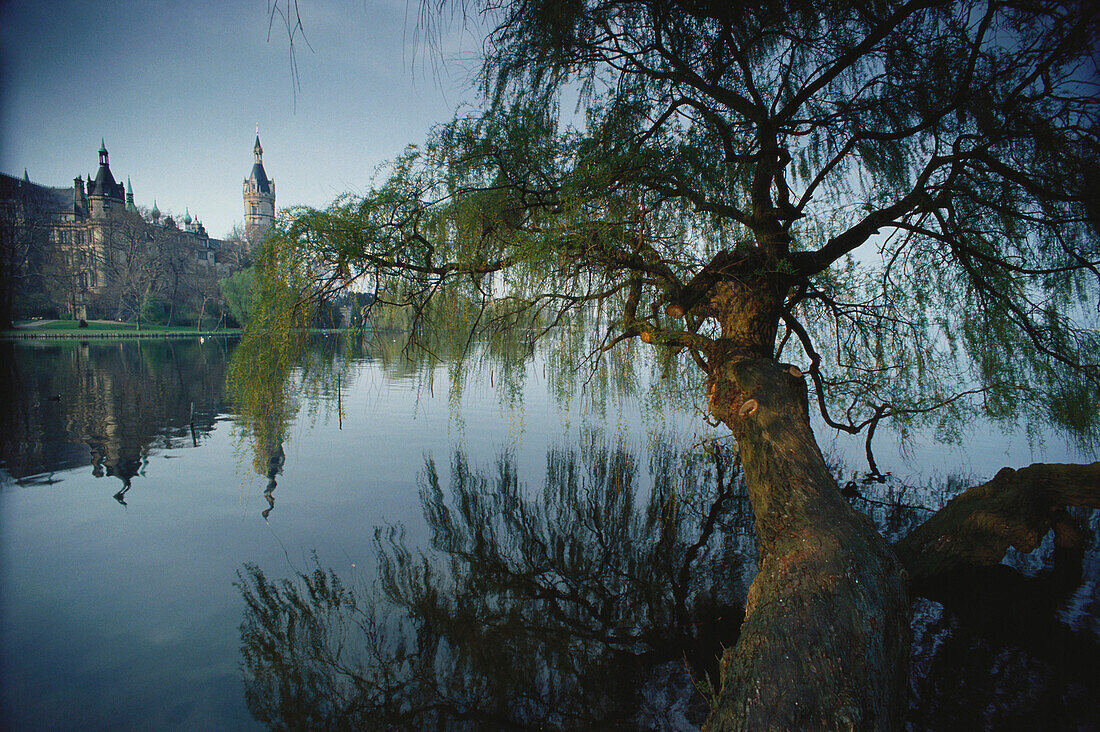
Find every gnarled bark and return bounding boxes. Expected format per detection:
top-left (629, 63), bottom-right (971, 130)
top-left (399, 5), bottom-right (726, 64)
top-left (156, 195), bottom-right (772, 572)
top-left (895, 462), bottom-right (1100, 589)
top-left (705, 357), bottom-right (909, 731)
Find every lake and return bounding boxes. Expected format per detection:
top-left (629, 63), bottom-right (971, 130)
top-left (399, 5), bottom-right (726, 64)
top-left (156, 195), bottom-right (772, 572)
top-left (1, 336), bottom-right (1097, 729)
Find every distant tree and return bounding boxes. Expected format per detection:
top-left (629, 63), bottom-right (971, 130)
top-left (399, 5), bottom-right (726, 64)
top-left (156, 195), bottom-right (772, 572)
top-left (255, 0), bottom-right (1100, 726)
top-left (152, 221), bottom-right (195, 327)
top-left (220, 223), bottom-right (253, 270)
top-left (219, 266), bottom-right (255, 328)
top-left (96, 209), bottom-right (166, 326)
top-left (0, 181), bottom-right (64, 326)
top-left (187, 264), bottom-right (219, 330)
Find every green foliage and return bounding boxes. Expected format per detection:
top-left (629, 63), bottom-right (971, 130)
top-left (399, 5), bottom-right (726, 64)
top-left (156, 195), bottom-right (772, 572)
top-left (219, 266), bottom-right (255, 328)
top-left (252, 0), bottom-right (1099, 454)
top-left (139, 292), bottom-right (167, 325)
top-left (226, 238), bottom-right (315, 474)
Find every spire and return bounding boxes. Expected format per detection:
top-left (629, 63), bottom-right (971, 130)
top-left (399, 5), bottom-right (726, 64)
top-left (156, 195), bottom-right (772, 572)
top-left (126, 177), bottom-right (133, 195)
top-left (126, 177), bottom-right (136, 212)
top-left (23, 169), bottom-right (29, 183)
top-left (151, 200), bottom-right (160, 221)
top-left (247, 130), bottom-right (272, 193)
top-left (183, 207), bottom-right (192, 225)
top-left (99, 139), bottom-right (108, 166)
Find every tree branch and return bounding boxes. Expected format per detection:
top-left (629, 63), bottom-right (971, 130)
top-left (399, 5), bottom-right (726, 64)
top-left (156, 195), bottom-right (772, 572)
top-left (895, 462), bottom-right (1100, 588)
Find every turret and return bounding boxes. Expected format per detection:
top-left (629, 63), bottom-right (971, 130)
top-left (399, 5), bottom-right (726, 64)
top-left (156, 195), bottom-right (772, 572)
top-left (87, 139), bottom-right (124, 219)
top-left (74, 176), bottom-right (88, 217)
top-left (126, 177), bottom-right (136, 212)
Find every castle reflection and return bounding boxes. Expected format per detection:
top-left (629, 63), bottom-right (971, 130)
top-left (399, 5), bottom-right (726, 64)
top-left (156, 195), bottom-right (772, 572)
top-left (0, 338), bottom-right (233, 495)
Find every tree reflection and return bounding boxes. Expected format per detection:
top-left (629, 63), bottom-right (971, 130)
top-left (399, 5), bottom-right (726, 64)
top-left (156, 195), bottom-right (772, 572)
top-left (238, 436), bottom-right (749, 729)
top-left (906, 509), bottom-right (1100, 730)
top-left (238, 432), bottom-right (1100, 729)
top-left (228, 332), bottom-right (366, 518)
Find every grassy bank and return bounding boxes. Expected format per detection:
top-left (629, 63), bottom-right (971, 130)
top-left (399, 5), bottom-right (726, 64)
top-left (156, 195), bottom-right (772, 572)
top-left (3, 320), bottom-right (242, 339)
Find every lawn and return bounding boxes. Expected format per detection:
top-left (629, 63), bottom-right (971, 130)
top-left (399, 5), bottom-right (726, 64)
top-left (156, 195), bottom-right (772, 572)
top-left (6, 319), bottom-right (241, 335)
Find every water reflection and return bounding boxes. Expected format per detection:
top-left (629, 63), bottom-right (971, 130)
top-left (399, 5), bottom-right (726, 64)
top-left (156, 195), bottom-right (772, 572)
top-left (909, 508), bottom-right (1100, 728)
top-left (238, 436), bottom-right (749, 730)
top-left (227, 333), bottom-right (361, 520)
top-left (2, 332), bottom-right (427, 512)
top-left (0, 339), bottom-right (232, 494)
top-left (238, 437), bottom-right (1100, 730)
top-left (4, 336), bottom-right (1095, 727)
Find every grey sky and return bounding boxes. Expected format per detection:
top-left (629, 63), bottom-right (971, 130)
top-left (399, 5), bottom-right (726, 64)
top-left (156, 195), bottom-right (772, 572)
top-left (1, 0), bottom-right (484, 237)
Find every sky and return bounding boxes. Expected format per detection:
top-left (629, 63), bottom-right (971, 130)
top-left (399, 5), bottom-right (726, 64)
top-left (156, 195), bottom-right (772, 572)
top-left (0, 0), bottom-right (487, 238)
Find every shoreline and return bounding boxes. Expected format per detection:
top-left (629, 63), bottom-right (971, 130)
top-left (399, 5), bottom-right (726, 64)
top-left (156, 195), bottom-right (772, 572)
top-left (1, 330), bottom-right (241, 340)
top-left (0, 327), bottom-right (369, 340)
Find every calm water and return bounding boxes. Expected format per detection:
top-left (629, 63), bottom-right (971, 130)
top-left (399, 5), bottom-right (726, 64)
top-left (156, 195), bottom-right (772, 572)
top-left (1, 337), bottom-right (1097, 730)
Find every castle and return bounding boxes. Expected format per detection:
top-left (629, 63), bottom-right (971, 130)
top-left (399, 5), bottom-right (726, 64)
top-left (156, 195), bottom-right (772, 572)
top-left (0, 135), bottom-right (275, 321)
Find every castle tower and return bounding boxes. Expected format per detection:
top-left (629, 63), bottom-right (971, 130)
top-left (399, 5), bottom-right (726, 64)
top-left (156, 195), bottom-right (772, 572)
top-left (243, 130), bottom-right (275, 247)
top-left (87, 139), bottom-right (124, 219)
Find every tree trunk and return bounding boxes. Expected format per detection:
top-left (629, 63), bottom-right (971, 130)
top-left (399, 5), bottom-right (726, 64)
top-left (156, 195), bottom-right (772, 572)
top-left (704, 357), bottom-right (910, 731)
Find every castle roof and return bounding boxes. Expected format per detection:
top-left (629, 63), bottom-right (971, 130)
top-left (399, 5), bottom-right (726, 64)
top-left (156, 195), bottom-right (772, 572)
top-left (0, 173), bottom-right (83, 216)
top-left (248, 163), bottom-right (272, 194)
top-left (89, 143), bottom-right (123, 199)
top-left (89, 167), bottom-right (123, 199)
